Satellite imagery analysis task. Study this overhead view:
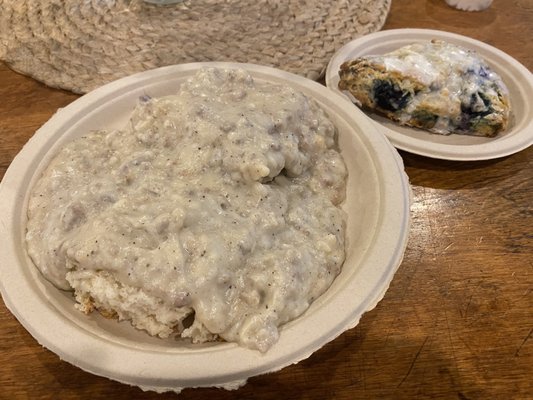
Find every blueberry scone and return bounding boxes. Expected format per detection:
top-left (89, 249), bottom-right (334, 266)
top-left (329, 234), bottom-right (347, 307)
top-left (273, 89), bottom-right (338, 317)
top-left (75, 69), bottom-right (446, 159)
top-left (338, 40), bottom-right (510, 137)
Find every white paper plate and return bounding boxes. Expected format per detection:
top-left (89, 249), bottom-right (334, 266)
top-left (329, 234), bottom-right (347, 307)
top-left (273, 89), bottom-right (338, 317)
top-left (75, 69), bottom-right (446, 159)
top-left (0, 62), bottom-right (410, 393)
top-left (325, 29), bottom-right (533, 161)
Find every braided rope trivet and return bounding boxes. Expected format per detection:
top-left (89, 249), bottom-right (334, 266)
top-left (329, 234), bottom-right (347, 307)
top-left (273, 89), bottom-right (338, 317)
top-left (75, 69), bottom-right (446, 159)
top-left (0, 0), bottom-right (390, 94)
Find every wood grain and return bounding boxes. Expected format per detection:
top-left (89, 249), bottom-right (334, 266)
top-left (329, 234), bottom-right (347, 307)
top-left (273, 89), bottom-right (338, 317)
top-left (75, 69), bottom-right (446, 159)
top-left (1, 1), bottom-right (532, 399)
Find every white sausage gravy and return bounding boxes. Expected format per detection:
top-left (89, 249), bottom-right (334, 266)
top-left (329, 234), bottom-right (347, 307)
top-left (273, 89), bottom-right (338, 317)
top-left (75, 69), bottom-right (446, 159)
top-left (26, 68), bottom-right (347, 352)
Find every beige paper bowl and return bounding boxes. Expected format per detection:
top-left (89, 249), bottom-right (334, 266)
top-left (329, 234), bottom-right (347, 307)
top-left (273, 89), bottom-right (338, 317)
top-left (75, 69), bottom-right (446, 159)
top-left (326, 29), bottom-right (533, 160)
top-left (0, 63), bottom-right (410, 393)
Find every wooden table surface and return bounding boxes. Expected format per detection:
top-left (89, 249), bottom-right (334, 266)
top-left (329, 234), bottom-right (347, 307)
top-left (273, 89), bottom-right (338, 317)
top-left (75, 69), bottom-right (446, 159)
top-left (1, 1), bottom-right (531, 399)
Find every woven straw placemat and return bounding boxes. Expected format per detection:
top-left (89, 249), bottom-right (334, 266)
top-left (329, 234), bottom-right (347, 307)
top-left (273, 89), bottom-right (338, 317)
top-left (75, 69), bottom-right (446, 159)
top-left (0, 0), bottom-right (390, 94)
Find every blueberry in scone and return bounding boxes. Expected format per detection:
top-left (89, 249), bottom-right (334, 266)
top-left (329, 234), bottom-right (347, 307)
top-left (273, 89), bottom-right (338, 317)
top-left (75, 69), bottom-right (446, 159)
top-left (338, 40), bottom-right (510, 137)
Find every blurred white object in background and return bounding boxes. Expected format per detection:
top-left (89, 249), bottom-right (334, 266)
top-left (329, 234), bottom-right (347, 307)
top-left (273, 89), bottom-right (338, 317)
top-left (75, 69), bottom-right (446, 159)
top-left (445, 0), bottom-right (493, 11)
